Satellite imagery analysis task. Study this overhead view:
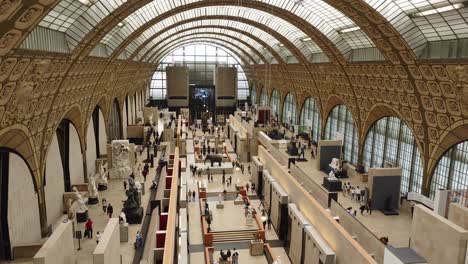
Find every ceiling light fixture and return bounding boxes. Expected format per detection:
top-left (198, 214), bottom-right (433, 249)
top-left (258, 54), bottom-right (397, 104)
top-left (118, 22), bottom-right (125, 27)
top-left (278, 43), bottom-right (284, 47)
top-left (410, 3), bottom-right (466, 17)
top-left (301, 37), bottom-right (311, 42)
top-left (338, 26), bottom-right (360, 33)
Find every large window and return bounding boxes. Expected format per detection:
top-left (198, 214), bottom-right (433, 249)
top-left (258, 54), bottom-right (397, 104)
top-left (324, 105), bottom-right (358, 165)
top-left (430, 141), bottom-right (468, 199)
top-left (251, 86), bottom-right (257, 106)
top-left (260, 88), bottom-right (268, 106)
top-left (362, 117), bottom-right (423, 195)
top-left (270, 90), bottom-right (280, 119)
top-left (300, 97), bottom-right (321, 143)
top-left (282, 93), bottom-right (297, 127)
top-left (149, 44), bottom-right (249, 100)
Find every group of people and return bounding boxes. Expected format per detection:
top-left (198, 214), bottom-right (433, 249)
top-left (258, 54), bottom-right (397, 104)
top-left (219, 248), bottom-right (239, 264)
top-left (187, 189), bottom-right (197, 202)
top-left (84, 218), bottom-right (101, 244)
top-left (101, 198), bottom-right (114, 218)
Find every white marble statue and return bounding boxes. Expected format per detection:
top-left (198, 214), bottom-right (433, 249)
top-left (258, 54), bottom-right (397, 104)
top-left (97, 164), bottom-right (108, 186)
top-left (148, 113), bottom-right (154, 126)
top-left (109, 140), bottom-right (132, 179)
top-left (73, 187), bottom-right (88, 212)
top-left (218, 194), bottom-right (223, 204)
top-left (272, 256), bottom-right (282, 264)
top-left (328, 170), bottom-right (337, 180)
top-left (119, 212), bottom-right (127, 225)
top-left (88, 174), bottom-right (99, 199)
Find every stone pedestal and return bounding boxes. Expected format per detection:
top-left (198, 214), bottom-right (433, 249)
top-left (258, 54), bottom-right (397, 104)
top-left (98, 184), bottom-right (108, 191)
top-left (88, 196), bottom-right (99, 204)
top-left (250, 240), bottom-right (264, 256)
top-left (216, 203), bottom-right (224, 209)
top-left (76, 211), bottom-right (89, 223)
top-left (120, 224), bottom-right (129, 242)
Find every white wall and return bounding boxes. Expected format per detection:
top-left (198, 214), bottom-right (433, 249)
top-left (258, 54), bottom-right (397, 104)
top-left (98, 109), bottom-right (107, 156)
top-left (86, 118), bottom-right (97, 177)
top-left (69, 124), bottom-right (84, 185)
top-left (33, 221), bottom-right (75, 264)
top-left (8, 153), bottom-right (41, 247)
top-left (45, 133), bottom-right (65, 227)
top-left (93, 218), bottom-right (120, 264)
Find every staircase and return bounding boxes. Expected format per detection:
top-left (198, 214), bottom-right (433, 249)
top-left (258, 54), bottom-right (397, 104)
top-left (211, 229), bottom-right (258, 243)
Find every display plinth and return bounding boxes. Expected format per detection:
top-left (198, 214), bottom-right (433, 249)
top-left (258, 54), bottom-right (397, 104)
top-left (98, 184), bottom-right (108, 191)
top-left (322, 177), bottom-right (342, 192)
top-left (216, 203), bottom-right (224, 209)
top-left (120, 224), bottom-right (129, 242)
top-left (88, 197), bottom-right (99, 204)
top-left (250, 240), bottom-right (264, 256)
top-left (76, 211), bottom-right (89, 223)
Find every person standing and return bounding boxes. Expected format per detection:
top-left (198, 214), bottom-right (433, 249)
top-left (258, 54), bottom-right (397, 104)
top-left (366, 199), bottom-right (372, 215)
top-left (267, 217), bottom-right (272, 230)
top-left (246, 183), bottom-right (250, 192)
top-left (248, 165), bottom-right (251, 174)
top-left (96, 231), bottom-right (101, 244)
top-left (359, 204), bottom-right (366, 215)
top-left (192, 190), bottom-right (196, 201)
top-left (222, 174), bottom-right (225, 184)
top-left (101, 198), bottom-right (107, 214)
top-left (252, 183), bottom-right (256, 193)
top-left (231, 252), bottom-right (238, 264)
top-left (226, 249), bottom-right (232, 259)
top-left (85, 219), bottom-right (93, 239)
top-left (107, 204), bottom-right (114, 218)
top-left (188, 190), bottom-right (192, 202)
top-left (123, 180), bottom-right (128, 190)
top-left (229, 176), bottom-right (232, 185)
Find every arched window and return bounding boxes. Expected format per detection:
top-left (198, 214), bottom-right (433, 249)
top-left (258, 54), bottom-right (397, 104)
top-left (300, 97), bottom-right (321, 143)
top-left (282, 93), bottom-right (297, 127)
top-left (324, 105), bottom-right (358, 165)
top-left (251, 86), bottom-right (257, 106)
top-left (260, 88), bottom-right (268, 106)
top-left (430, 141), bottom-right (468, 199)
top-left (109, 99), bottom-right (122, 141)
top-left (270, 90), bottom-right (280, 118)
top-left (150, 44), bottom-right (249, 100)
top-left (362, 117), bottom-right (423, 194)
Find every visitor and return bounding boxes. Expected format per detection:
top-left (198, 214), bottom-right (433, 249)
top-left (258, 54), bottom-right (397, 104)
top-left (107, 204), bottom-right (114, 218)
top-left (248, 165), bottom-right (251, 174)
top-left (144, 163), bottom-right (149, 174)
top-left (192, 190), bottom-right (196, 201)
top-left (226, 249), bottom-right (232, 259)
top-left (96, 231), bottom-right (101, 244)
top-left (232, 251), bottom-right (239, 264)
top-left (85, 218), bottom-right (93, 239)
top-left (142, 168), bottom-right (147, 182)
top-left (353, 210), bottom-right (357, 217)
top-left (102, 198), bottom-right (107, 214)
top-left (252, 183), bottom-right (256, 193)
top-left (359, 204), bottom-right (366, 215)
top-left (263, 219), bottom-right (267, 229)
top-left (229, 176), bottom-right (232, 185)
top-left (267, 217), bottom-right (272, 230)
top-left (356, 186), bottom-right (361, 201)
top-left (123, 180), bottom-right (128, 190)
top-left (222, 174), bottom-right (225, 184)
top-left (241, 164), bottom-right (244, 174)
top-left (188, 190), bottom-right (192, 202)
top-left (246, 183), bottom-right (250, 192)
top-left (135, 231), bottom-right (143, 248)
top-left (366, 199), bottom-right (372, 215)
top-left (351, 187), bottom-right (355, 201)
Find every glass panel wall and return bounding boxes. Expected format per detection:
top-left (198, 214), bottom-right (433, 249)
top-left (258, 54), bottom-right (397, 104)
top-left (270, 90), bottom-right (280, 119)
top-left (282, 93), bottom-right (297, 128)
top-left (430, 141), bottom-right (468, 199)
top-left (324, 105), bottom-right (358, 165)
top-left (260, 88), bottom-right (268, 106)
top-left (149, 44), bottom-right (249, 100)
top-left (300, 97), bottom-right (321, 143)
top-left (362, 117), bottom-right (423, 195)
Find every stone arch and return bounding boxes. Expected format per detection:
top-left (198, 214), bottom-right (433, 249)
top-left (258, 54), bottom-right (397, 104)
top-left (109, 98), bottom-right (123, 141)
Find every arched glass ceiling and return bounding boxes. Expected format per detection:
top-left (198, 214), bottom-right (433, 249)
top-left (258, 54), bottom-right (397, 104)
top-left (121, 13), bottom-right (322, 60)
top-left (136, 25), bottom-right (293, 64)
top-left (103, 6), bottom-right (320, 60)
top-left (150, 34), bottom-right (269, 64)
top-left (152, 38), bottom-right (259, 66)
top-left (38, 0), bottom-right (468, 58)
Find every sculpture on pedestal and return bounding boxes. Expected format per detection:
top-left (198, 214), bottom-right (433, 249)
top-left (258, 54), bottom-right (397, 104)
top-left (87, 174), bottom-right (99, 204)
top-left (73, 187), bottom-right (88, 212)
top-left (110, 140), bottom-right (132, 179)
top-left (122, 179), bottom-right (143, 224)
top-left (97, 163), bottom-right (108, 190)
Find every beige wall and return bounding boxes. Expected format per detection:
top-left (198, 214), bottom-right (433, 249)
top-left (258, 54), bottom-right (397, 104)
top-left (69, 124), bottom-right (84, 185)
top-left (448, 203), bottom-right (468, 231)
top-left (45, 133), bottom-right (65, 227)
top-left (33, 221), bottom-right (75, 264)
top-left (411, 205), bottom-right (468, 264)
top-left (258, 146), bottom-right (376, 264)
top-left (215, 66), bottom-right (237, 107)
top-left (86, 117), bottom-right (97, 179)
top-left (93, 218), bottom-right (120, 264)
top-left (8, 153), bottom-right (42, 248)
top-left (167, 66), bottom-right (189, 107)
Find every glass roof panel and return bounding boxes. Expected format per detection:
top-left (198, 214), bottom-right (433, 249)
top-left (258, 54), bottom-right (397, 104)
top-left (143, 28), bottom-right (281, 63)
top-left (149, 33), bottom-right (267, 64)
top-left (127, 21), bottom-right (295, 63)
top-left (103, 5), bottom-right (320, 61)
top-left (153, 39), bottom-right (260, 65)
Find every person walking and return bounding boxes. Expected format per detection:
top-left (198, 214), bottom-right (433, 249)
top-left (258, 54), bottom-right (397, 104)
top-left (85, 218), bottom-right (93, 239)
top-left (188, 190), bottom-right (192, 202)
top-left (231, 252), bottom-right (239, 264)
top-left (246, 183), bottom-right (250, 192)
top-left (366, 199), bottom-right (372, 215)
top-left (192, 190), bottom-right (196, 201)
top-left (101, 198), bottom-right (107, 214)
top-left (123, 180), bottom-right (128, 190)
top-left (96, 231), bottom-right (101, 244)
top-left (267, 217), bottom-right (272, 230)
top-left (360, 204), bottom-right (366, 215)
top-left (107, 204), bottom-right (114, 218)
top-left (229, 176), bottom-right (232, 185)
